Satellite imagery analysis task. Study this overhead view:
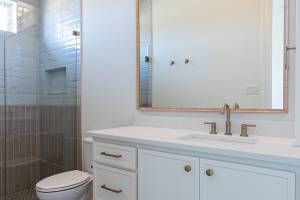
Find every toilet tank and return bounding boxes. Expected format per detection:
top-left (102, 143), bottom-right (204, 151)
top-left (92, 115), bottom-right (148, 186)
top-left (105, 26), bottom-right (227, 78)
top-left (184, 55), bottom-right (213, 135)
top-left (83, 137), bottom-right (93, 174)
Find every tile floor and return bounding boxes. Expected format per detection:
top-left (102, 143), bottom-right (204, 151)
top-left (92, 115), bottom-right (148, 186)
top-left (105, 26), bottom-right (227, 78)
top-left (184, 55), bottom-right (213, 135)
top-left (0, 189), bottom-right (37, 200)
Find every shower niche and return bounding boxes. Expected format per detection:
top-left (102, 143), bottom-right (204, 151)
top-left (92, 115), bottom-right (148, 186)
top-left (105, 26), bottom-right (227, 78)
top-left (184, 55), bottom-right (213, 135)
top-left (45, 67), bottom-right (67, 95)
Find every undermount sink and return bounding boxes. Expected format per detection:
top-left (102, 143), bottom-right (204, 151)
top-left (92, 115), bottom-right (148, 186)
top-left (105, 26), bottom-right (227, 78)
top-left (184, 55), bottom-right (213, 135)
top-left (176, 134), bottom-right (259, 144)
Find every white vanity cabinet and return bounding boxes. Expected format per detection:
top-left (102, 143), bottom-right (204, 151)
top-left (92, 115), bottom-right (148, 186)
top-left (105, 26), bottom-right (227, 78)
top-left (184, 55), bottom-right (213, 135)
top-left (138, 149), bottom-right (199, 200)
top-left (93, 140), bottom-right (296, 200)
top-left (200, 159), bottom-right (295, 200)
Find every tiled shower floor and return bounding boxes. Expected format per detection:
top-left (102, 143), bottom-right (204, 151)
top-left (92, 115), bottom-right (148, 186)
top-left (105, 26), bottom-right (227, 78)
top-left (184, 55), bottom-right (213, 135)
top-left (1, 189), bottom-right (37, 200)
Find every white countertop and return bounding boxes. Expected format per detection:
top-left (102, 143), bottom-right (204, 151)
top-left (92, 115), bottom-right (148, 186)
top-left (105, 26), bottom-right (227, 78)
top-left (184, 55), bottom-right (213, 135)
top-left (87, 126), bottom-right (300, 166)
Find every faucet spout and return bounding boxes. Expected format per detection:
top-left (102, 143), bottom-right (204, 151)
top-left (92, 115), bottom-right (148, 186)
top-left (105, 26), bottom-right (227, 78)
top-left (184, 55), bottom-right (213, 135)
top-left (222, 104), bottom-right (232, 135)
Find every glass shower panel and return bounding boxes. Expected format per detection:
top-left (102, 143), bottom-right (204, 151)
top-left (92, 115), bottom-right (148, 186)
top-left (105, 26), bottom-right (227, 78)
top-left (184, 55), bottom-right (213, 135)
top-left (0, 0), bottom-right (5, 197)
top-left (0, 0), bottom-right (81, 199)
top-left (4, 0), bottom-right (40, 197)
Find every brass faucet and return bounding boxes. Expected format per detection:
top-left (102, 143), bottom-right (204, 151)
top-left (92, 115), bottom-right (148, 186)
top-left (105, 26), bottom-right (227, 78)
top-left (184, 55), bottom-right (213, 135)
top-left (221, 104), bottom-right (232, 135)
top-left (221, 103), bottom-right (239, 136)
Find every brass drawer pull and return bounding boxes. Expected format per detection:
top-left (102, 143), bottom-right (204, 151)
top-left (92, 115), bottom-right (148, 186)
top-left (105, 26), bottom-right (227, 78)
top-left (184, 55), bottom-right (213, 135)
top-left (184, 165), bottom-right (192, 172)
top-left (100, 152), bottom-right (122, 158)
top-left (101, 185), bottom-right (123, 193)
top-left (206, 168), bottom-right (214, 176)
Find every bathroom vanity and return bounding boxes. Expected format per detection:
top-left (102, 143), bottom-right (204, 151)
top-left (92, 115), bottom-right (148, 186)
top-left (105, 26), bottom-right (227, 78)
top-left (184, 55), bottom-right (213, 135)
top-left (88, 126), bottom-right (300, 200)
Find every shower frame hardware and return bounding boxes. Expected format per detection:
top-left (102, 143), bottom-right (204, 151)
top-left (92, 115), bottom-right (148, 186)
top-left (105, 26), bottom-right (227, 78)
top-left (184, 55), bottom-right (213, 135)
top-left (286, 47), bottom-right (296, 51)
top-left (73, 30), bottom-right (81, 36)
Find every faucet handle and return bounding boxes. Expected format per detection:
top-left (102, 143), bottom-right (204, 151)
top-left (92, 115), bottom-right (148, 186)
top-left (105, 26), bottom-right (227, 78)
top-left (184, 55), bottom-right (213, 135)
top-left (240, 124), bottom-right (256, 137)
top-left (220, 103), bottom-right (230, 114)
top-left (233, 103), bottom-right (240, 110)
top-left (204, 122), bottom-right (218, 135)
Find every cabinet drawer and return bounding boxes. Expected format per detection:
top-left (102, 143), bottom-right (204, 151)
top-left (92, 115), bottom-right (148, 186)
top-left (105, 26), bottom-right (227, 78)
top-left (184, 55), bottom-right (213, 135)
top-left (94, 142), bottom-right (136, 170)
top-left (94, 164), bottom-right (137, 200)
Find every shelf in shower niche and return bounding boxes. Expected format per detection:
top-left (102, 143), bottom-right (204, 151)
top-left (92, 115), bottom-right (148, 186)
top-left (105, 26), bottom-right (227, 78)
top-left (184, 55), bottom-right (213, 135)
top-left (0, 157), bottom-right (40, 167)
top-left (45, 67), bottom-right (67, 95)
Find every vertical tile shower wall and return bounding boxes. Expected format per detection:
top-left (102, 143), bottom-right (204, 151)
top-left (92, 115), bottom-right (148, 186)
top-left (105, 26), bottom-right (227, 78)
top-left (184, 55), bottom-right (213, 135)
top-left (0, 22), bottom-right (5, 198)
top-left (140, 0), bottom-right (153, 107)
top-left (38, 0), bottom-right (81, 180)
top-left (0, 0), bottom-right (81, 199)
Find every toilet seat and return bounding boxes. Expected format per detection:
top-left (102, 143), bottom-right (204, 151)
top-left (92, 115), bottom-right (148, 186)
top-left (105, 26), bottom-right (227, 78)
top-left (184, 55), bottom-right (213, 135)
top-left (36, 170), bottom-right (92, 193)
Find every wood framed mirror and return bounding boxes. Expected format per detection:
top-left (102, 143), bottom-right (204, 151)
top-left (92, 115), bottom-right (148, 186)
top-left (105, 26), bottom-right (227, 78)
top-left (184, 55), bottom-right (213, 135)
top-left (136, 0), bottom-right (290, 113)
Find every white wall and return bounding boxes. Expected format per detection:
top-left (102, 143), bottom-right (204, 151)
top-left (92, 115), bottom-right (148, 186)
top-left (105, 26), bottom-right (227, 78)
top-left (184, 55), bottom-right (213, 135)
top-left (81, 0), bottom-right (136, 132)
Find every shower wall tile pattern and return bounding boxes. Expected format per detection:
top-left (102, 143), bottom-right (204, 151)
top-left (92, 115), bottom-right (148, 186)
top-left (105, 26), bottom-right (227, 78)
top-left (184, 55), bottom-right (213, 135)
top-left (39, 0), bottom-right (81, 106)
top-left (4, 106), bottom-right (40, 195)
top-left (38, 0), bottom-right (81, 181)
top-left (0, 0), bottom-right (39, 106)
top-left (0, 105), bottom-right (5, 198)
top-left (0, 26), bottom-right (5, 198)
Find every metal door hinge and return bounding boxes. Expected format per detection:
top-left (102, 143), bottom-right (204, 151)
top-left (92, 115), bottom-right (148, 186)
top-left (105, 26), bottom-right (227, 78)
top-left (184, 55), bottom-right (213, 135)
top-left (286, 47), bottom-right (296, 51)
top-left (72, 30), bottom-right (80, 36)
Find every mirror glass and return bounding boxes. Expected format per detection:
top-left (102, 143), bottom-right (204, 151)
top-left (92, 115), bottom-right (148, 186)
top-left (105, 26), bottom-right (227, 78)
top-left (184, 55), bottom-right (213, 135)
top-left (138, 0), bottom-right (287, 111)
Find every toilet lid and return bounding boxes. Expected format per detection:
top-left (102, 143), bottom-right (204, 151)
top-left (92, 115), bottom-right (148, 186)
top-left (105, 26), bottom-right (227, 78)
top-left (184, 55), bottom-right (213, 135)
top-left (36, 170), bottom-right (92, 192)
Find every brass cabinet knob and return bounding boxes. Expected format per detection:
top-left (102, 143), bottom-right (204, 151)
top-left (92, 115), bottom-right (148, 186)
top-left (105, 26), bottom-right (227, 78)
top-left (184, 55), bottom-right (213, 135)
top-left (184, 165), bottom-right (192, 172)
top-left (206, 168), bottom-right (214, 176)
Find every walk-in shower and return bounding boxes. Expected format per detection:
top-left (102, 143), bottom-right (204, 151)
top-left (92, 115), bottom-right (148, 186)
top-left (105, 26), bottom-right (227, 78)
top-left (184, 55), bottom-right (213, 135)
top-left (0, 0), bottom-right (81, 199)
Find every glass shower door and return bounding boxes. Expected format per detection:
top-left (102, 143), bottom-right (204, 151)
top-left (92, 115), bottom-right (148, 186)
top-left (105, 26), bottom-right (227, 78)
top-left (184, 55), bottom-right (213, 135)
top-left (0, 0), bottom-right (81, 199)
top-left (0, 0), bottom-right (6, 197)
top-left (3, 0), bottom-right (40, 198)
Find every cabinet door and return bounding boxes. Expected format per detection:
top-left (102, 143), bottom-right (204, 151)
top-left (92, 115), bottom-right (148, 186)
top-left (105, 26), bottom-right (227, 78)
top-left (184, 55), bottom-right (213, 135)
top-left (200, 159), bottom-right (295, 200)
top-left (138, 149), bottom-right (199, 200)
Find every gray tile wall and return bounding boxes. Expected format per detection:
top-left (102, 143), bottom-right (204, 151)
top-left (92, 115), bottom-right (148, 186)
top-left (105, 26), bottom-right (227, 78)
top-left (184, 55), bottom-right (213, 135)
top-left (38, 0), bottom-right (81, 180)
top-left (38, 0), bottom-right (81, 106)
top-left (0, 27), bottom-right (5, 198)
top-left (0, 0), bottom-right (39, 106)
top-left (4, 105), bottom-right (40, 195)
top-left (39, 105), bottom-right (80, 179)
top-left (0, 105), bottom-right (5, 198)
top-left (140, 0), bottom-right (153, 107)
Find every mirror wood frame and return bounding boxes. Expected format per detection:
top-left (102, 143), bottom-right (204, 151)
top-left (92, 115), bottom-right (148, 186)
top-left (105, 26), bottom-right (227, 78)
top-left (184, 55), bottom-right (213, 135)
top-left (136, 0), bottom-right (289, 113)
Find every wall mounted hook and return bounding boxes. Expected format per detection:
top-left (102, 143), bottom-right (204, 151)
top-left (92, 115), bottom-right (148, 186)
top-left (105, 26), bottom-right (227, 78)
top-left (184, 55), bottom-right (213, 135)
top-left (170, 61), bottom-right (175, 66)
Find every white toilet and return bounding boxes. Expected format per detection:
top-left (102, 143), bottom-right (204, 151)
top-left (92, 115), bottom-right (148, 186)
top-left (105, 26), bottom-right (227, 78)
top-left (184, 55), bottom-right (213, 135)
top-left (36, 138), bottom-right (94, 200)
top-left (36, 170), bottom-right (92, 200)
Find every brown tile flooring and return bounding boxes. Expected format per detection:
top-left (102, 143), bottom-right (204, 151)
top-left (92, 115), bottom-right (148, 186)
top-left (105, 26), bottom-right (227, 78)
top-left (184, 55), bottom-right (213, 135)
top-left (1, 186), bottom-right (93, 200)
top-left (1, 189), bottom-right (37, 200)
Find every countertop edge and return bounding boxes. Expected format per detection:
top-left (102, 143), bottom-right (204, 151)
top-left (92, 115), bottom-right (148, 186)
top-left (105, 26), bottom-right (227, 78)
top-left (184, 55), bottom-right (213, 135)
top-left (88, 129), bottom-right (300, 167)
